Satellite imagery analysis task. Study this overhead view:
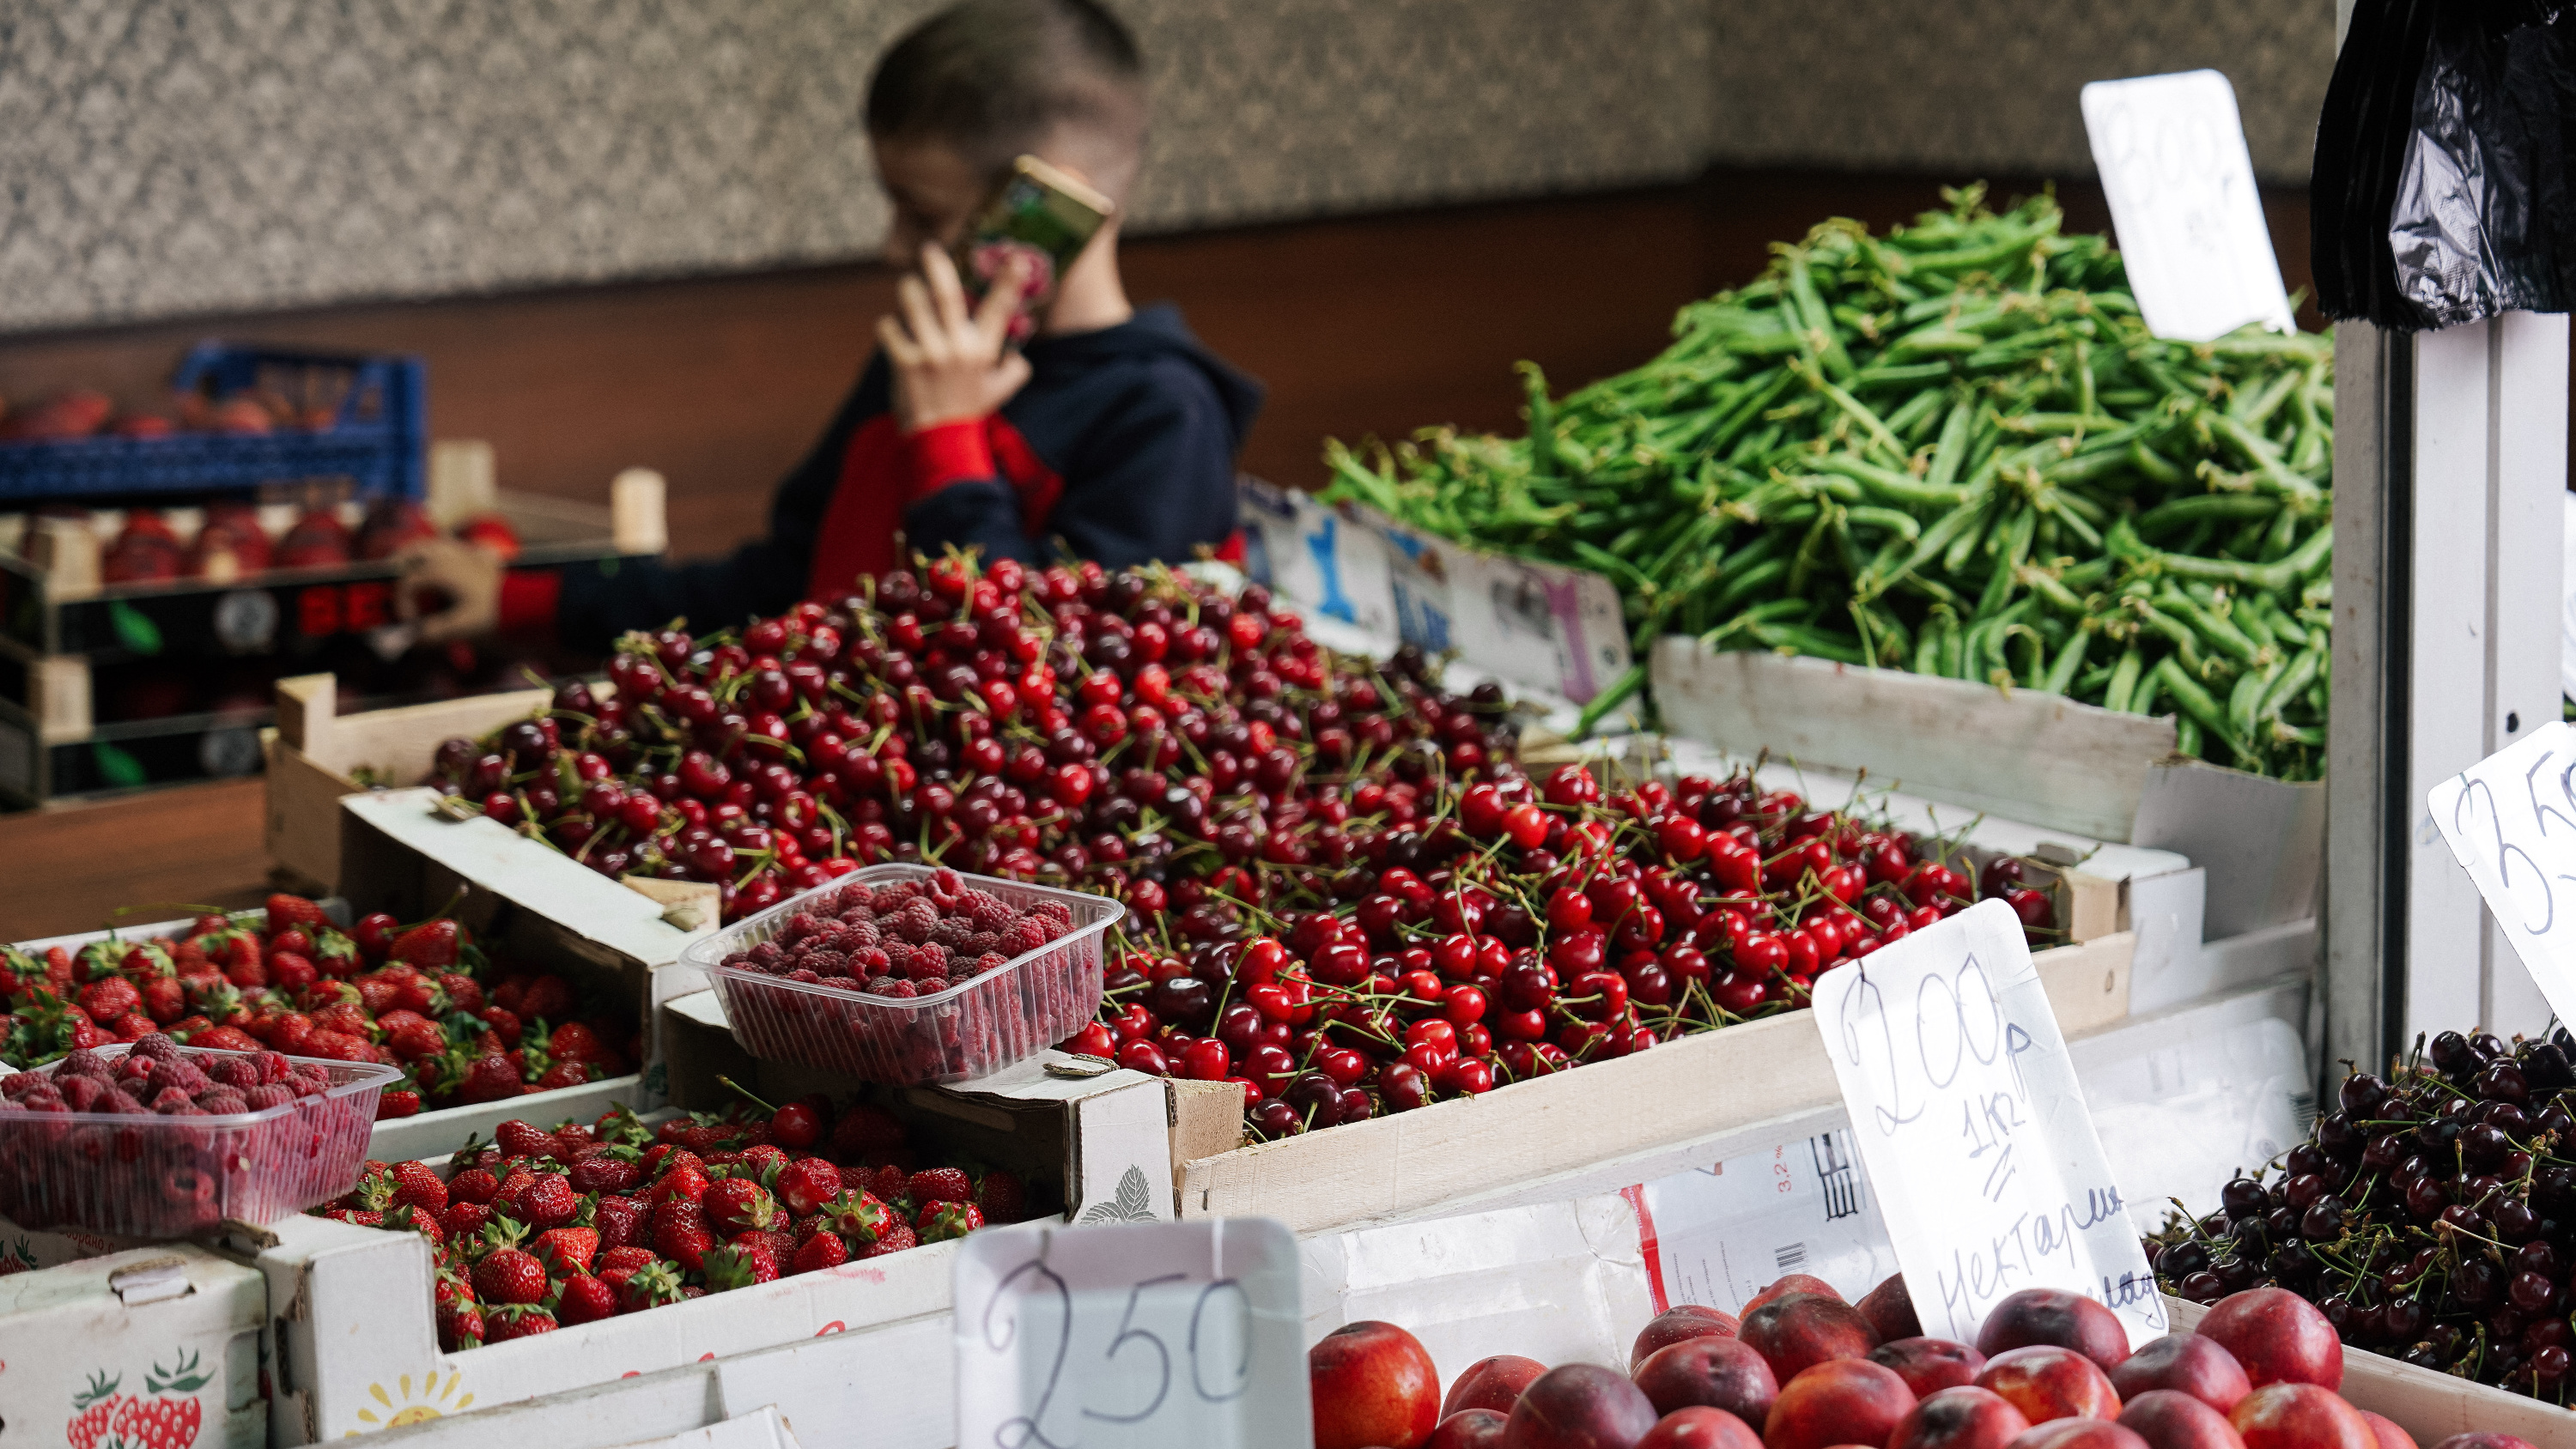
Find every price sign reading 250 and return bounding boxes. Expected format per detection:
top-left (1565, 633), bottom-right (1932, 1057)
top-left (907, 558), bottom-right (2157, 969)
top-left (2432, 721), bottom-right (2576, 1030)
top-left (953, 1218), bottom-right (1310, 1449)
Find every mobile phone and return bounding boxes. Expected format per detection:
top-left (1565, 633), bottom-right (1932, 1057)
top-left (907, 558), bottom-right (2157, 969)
top-left (951, 155), bottom-right (1114, 343)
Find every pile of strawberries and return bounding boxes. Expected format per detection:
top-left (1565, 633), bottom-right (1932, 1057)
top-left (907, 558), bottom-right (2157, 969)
top-left (0, 896), bottom-right (634, 1118)
top-left (322, 1093), bottom-right (1029, 1347)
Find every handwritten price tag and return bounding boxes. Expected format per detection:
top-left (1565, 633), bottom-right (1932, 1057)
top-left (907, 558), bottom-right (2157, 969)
top-left (1811, 900), bottom-right (2165, 1347)
top-left (2081, 70), bottom-right (2296, 343)
top-left (952, 1216), bottom-right (1309, 1449)
top-left (2428, 721), bottom-right (2576, 1026)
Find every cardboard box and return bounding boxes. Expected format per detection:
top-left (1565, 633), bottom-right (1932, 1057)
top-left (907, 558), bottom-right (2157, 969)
top-left (1649, 639), bottom-right (2323, 937)
top-left (237, 1206), bottom-right (957, 1447)
top-left (0, 1244), bottom-right (270, 1449)
top-left (2166, 1299), bottom-right (2572, 1444)
top-left (1179, 931), bottom-right (2134, 1236)
top-left (659, 991), bottom-right (1243, 1225)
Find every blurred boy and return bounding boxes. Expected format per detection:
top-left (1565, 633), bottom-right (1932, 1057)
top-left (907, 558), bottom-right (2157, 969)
top-left (403, 0), bottom-right (1259, 646)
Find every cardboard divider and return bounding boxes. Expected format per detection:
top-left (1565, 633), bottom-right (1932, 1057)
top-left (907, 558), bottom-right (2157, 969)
top-left (659, 990), bottom-right (1243, 1225)
top-left (1179, 931), bottom-right (2134, 1235)
top-left (0, 1243), bottom-right (270, 1448)
top-left (1649, 638), bottom-right (2323, 937)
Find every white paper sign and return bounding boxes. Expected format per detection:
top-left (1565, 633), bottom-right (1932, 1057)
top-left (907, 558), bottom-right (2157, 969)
top-left (2081, 70), bottom-right (2296, 343)
top-left (2427, 720), bottom-right (2576, 1026)
top-left (954, 1217), bottom-right (1309, 1449)
top-left (1633, 1129), bottom-right (1898, 1314)
top-left (1811, 900), bottom-right (2166, 1347)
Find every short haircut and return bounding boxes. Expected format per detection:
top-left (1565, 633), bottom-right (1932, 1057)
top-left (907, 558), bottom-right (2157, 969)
top-left (866, 0), bottom-right (1146, 173)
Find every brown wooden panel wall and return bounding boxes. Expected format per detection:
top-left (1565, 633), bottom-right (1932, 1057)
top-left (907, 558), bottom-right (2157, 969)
top-left (0, 171), bottom-right (2316, 564)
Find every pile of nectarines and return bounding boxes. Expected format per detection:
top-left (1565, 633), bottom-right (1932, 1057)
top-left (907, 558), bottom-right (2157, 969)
top-left (1308, 1274), bottom-right (2530, 1449)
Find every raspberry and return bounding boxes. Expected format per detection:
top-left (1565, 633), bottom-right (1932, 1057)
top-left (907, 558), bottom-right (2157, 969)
top-left (930, 917), bottom-right (975, 949)
top-left (871, 979), bottom-right (917, 999)
top-left (131, 1034), bottom-right (181, 1062)
top-left (781, 914), bottom-right (820, 943)
top-left (999, 920), bottom-right (1047, 955)
top-left (882, 940), bottom-right (914, 972)
top-left (837, 904), bottom-right (875, 927)
top-left (977, 952), bottom-right (1008, 973)
top-left (853, 946), bottom-right (890, 976)
top-left (801, 949), bottom-right (848, 978)
top-left (749, 942), bottom-right (786, 968)
top-left (894, 900), bottom-right (939, 943)
top-left (246, 1083), bottom-right (295, 1110)
top-left (907, 943), bottom-right (950, 979)
top-left (870, 884), bottom-right (914, 913)
top-left (966, 931), bottom-right (1000, 955)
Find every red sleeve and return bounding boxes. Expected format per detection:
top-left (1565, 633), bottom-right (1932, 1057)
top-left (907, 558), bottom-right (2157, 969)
top-left (497, 568), bottom-right (562, 637)
top-left (901, 419), bottom-right (997, 502)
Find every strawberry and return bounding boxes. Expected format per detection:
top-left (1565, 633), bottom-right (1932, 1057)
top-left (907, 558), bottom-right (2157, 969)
top-left (265, 952), bottom-right (318, 992)
top-left (830, 1105), bottom-right (909, 1158)
top-left (554, 1272), bottom-right (617, 1325)
top-left (265, 894), bottom-right (331, 937)
top-left (775, 1158), bottom-right (842, 1217)
top-left (975, 1168), bottom-right (1028, 1223)
top-left (377, 1088), bottom-right (424, 1119)
top-left (821, 1189), bottom-right (897, 1245)
top-left (390, 919), bottom-right (463, 970)
top-left (477, 1006), bottom-right (524, 1048)
top-left (223, 949), bottom-right (267, 990)
top-left (545, 1021), bottom-right (605, 1063)
top-left (703, 1241), bottom-right (778, 1292)
top-left (651, 1202), bottom-right (714, 1273)
top-left (267, 928), bottom-right (313, 959)
top-left (193, 1026), bottom-right (259, 1052)
top-left (391, 1161), bottom-right (449, 1215)
top-left (908, 1167), bottom-right (972, 1208)
top-left (494, 1118), bottom-right (559, 1159)
top-left (792, 1231), bottom-right (849, 1274)
top-left (382, 1203), bottom-right (444, 1247)
top-left (448, 1167), bottom-right (501, 1204)
top-left (389, 969), bottom-right (442, 1016)
top-left (437, 971), bottom-right (484, 1014)
top-left (859, 1220), bottom-right (919, 1258)
top-left (517, 974), bottom-right (575, 1022)
top-left (436, 1299), bottom-right (485, 1352)
top-left (536, 1060), bottom-right (596, 1092)
top-left (865, 1164), bottom-right (913, 1207)
top-left (592, 1194), bottom-right (648, 1250)
top-left (918, 1200), bottom-right (985, 1243)
top-left (568, 1144), bottom-right (642, 1195)
top-left (483, 1304), bottom-right (556, 1341)
top-left (454, 1051), bottom-right (525, 1104)
top-left (598, 1245), bottom-right (658, 1276)
top-left (138, 977), bottom-right (187, 1024)
top-left (532, 1226), bottom-right (599, 1276)
top-left (77, 977), bottom-right (141, 1024)
top-left (267, 1011), bottom-right (314, 1055)
top-left (649, 1154), bottom-right (709, 1207)
top-left (380, 1011), bottom-right (447, 1062)
top-left (617, 1260), bottom-right (685, 1313)
top-left (472, 1247), bottom-right (549, 1305)
top-left (441, 1201), bottom-right (493, 1240)
top-left (704, 1178), bottom-right (781, 1234)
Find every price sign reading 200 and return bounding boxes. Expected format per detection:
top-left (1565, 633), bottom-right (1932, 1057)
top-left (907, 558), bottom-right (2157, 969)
top-left (953, 1218), bottom-right (1308, 1449)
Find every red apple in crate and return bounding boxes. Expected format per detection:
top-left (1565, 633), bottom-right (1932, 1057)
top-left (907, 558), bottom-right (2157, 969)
top-left (2195, 1288), bottom-right (2342, 1391)
top-left (1974, 1346), bottom-right (2120, 1424)
top-left (103, 511), bottom-right (185, 584)
top-left (1428, 1409), bottom-right (1510, 1449)
top-left (1505, 1364), bottom-right (1659, 1449)
top-left (1446, 1355), bottom-right (1547, 1418)
top-left (1633, 1336), bottom-right (1777, 1423)
top-left (2013, 1422), bottom-right (2151, 1449)
top-left (1873, 1338), bottom-right (1988, 1397)
top-left (1741, 1293), bottom-right (1880, 1383)
top-left (2109, 1337), bottom-right (2248, 1416)
top-left (1887, 1385), bottom-right (2030, 1449)
top-left (1859, 1273), bottom-right (1924, 1342)
top-left (1742, 1274), bottom-right (1841, 1316)
top-left (1631, 1305), bottom-right (1741, 1372)
top-left (2116, 1390), bottom-right (2245, 1449)
top-left (1975, 1288), bottom-right (2130, 1373)
top-left (2227, 1383), bottom-right (2371, 1449)
top-left (2354, 1413), bottom-right (2412, 1449)
top-left (1309, 1320), bottom-right (1441, 1449)
top-left (1636, 1406), bottom-right (1761, 1449)
top-left (1760, 1357), bottom-right (1915, 1449)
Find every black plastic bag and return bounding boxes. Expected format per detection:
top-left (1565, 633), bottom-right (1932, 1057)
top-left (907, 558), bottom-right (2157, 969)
top-left (2314, 0), bottom-right (2576, 330)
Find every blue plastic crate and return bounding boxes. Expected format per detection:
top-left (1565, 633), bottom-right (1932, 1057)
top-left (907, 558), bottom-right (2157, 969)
top-left (0, 342), bottom-right (424, 503)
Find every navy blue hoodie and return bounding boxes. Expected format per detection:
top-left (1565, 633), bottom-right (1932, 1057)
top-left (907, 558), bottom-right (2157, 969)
top-left (505, 304), bottom-right (1261, 646)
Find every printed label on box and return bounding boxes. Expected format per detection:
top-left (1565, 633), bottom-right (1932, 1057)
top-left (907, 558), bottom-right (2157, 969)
top-left (1631, 1129), bottom-right (1898, 1313)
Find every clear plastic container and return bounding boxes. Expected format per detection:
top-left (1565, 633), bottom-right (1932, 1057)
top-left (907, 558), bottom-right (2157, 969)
top-left (0, 1044), bottom-right (398, 1235)
top-left (687, 864), bottom-right (1121, 1085)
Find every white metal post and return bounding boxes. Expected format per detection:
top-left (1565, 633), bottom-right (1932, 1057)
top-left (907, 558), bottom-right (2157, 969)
top-left (2325, 313), bottom-right (2570, 1077)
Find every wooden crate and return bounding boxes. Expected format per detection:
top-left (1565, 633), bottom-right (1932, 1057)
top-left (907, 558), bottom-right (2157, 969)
top-left (1178, 930), bottom-right (2136, 1235)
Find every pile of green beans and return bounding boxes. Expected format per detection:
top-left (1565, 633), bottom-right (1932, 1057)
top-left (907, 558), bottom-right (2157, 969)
top-left (1319, 188), bottom-right (2334, 779)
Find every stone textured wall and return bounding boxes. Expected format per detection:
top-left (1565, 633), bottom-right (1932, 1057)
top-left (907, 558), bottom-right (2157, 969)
top-left (0, 0), bottom-right (2327, 333)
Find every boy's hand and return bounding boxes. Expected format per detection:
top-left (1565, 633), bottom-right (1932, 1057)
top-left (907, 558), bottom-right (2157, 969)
top-left (878, 245), bottom-right (1032, 432)
top-left (393, 537), bottom-right (503, 642)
